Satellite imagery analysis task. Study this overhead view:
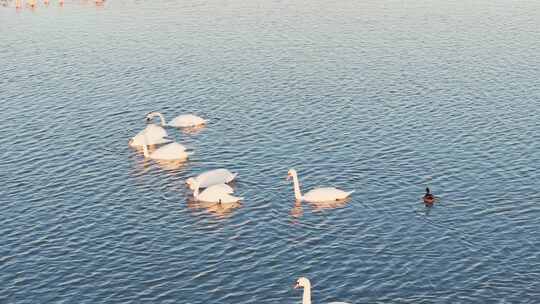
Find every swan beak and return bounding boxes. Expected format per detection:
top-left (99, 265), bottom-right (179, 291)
top-left (293, 282), bottom-right (300, 289)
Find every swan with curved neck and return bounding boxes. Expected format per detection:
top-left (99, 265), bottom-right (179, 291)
top-left (146, 112), bottom-right (207, 128)
top-left (287, 169), bottom-right (354, 203)
top-left (140, 130), bottom-right (190, 161)
top-left (192, 179), bottom-right (242, 204)
top-left (129, 124), bottom-right (171, 147)
top-left (186, 169), bottom-right (237, 191)
top-left (294, 277), bottom-right (351, 304)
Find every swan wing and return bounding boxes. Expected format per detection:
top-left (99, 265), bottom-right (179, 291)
top-left (198, 187), bottom-right (241, 203)
top-left (130, 124), bottom-right (171, 146)
top-left (150, 143), bottom-right (189, 160)
top-left (196, 169), bottom-right (236, 188)
top-left (303, 187), bottom-right (353, 202)
top-left (205, 183), bottom-right (234, 194)
top-left (170, 114), bottom-right (207, 128)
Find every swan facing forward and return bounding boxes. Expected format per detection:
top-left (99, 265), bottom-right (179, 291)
top-left (287, 169), bottom-right (353, 203)
top-left (142, 142), bottom-right (191, 161)
top-left (146, 112), bottom-right (207, 128)
top-left (294, 277), bottom-right (351, 304)
top-left (186, 169), bottom-right (237, 191)
top-left (129, 124), bottom-right (171, 147)
top-left (191, 180), bottom-right (242, 204)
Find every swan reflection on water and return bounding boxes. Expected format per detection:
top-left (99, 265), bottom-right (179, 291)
top-left (152, 159), bottom-right (189, 171)
top-left (180, 125), bottom-right (206, 135)
top-left (290, 198), bottom-right (350, 219)
top-left (187, 199), bottom-right (242, 218)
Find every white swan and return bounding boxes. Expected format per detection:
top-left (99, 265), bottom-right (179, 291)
top-left (192, 180), bottom-right (242, 204)
top-left (294, 277), bottom-right (351, 304)
top-left (287, 169), bottom-right (354, 203)
top-left (129, 124), bottom-right (171, 147)
top-left (142, 142), bottom-right (191, 161)
top-left (146, 112), bottom-right (207, 128)
top-left (186, 169), bottom-right (237, 190)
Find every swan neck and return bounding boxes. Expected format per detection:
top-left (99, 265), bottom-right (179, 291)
top-left (156, 112), bottom-right (167, 126)
top-left (142, 144), bottom-right (149, 157)
top-left (142, 131), bottom-right (150, 157)
top-left (302, 285), bottom-right (311, 304)
top-left (292, 173), bottom-right (302, 201)
top-left (193, 182), bottom-right (199, 199)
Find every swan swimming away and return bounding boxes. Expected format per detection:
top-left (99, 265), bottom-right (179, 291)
top-left (191, 179), bottom-right (242, 204)
top-left (146, 112), bottom-right (207, 128)
top-left (287, 169), bottom-right (354, 203)
top-left (294, 277), bottom-right (351, 304)
top-left (129, 124), bottom-right (171, 147)
top-left (142, 142), bottom-right (191, 161)
top-left (186, 169), bottom-right (237, 191)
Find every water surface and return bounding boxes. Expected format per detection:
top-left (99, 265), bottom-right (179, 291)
top-left (1, 0), bottom-right (540, 303)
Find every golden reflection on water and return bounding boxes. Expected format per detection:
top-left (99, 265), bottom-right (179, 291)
top-left (309, 198), bottom-right (350, 211)
top-left (181, 125), bottom-right (206, 135)
top-left (290, 198), bottom-right (350, 219)
top-left (153, 159), bottom-right (188, 171)
top-left (290, 201), bottom-right (303, 218)
top-left (187, 199), bottom-right (242, 219)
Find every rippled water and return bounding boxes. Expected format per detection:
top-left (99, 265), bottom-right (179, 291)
top-left (1, 0), bottom-right (540, 303)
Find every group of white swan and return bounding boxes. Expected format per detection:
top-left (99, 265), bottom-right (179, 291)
top-left (129, 112), bottom-right (354, 204)
top-left (129, 112), bottom-right (206, 160)
top-left (129, 114), bottom-right (354, 302)
top-left (129, 113), bottom-right (244, 204)
top-left (146, 111), bottom-right (207, 128)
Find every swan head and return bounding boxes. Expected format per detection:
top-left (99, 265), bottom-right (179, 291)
top-left (185, 178), bottom-right (196, 190)
top-left (145, 112), bottom-right (156, 122)
top-left (287, 169), bottom-right (297, 181)
top-left (294, 277), bottom-right (311, 289)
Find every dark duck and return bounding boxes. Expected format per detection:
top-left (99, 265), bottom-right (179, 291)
top-left (423, 187), bottom-right (435, 204)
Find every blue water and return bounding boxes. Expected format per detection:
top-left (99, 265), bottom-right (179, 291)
top-left (1, 0), bottom-right (540, 303)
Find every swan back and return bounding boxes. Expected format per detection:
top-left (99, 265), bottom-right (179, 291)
top-left (197, 184), bottom-right (241, 204)
top-left (187, 169), bottom-right (237, 190)
top-left (150, 142), bottom-right (190, 160)
top-left (303, 188), bottom-right (353, 203)
top-left (170, 114), bottom-right (206, 128)
top-left (205, 183), bottom-right (234, 194)
top-left (129, 124), bottom-right (170, 147)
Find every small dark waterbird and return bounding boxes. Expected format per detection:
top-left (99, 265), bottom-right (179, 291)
top-left (423, 187), bottom-right (435, 204)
